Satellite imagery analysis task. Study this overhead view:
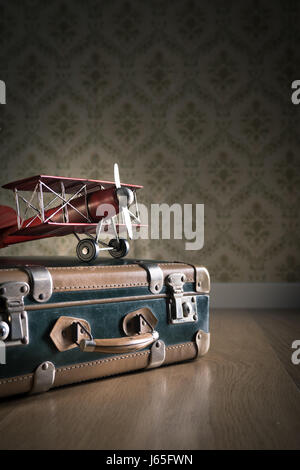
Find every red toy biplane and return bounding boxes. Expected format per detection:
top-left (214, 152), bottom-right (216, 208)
top-left (0, 164), bottom-right (143, 262)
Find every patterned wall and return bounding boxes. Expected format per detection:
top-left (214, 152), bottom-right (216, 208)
top-left (0, 0), bottom-right (299, 282)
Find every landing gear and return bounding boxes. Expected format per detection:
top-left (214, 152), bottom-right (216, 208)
top-left (76, 238), bottom-right (100, 262)
top-left (75, 234), bottom-right (130, 263)
top-left (108, 238), bottom-right (130, 258)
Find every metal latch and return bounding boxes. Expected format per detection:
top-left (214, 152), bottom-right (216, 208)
top-left (23, 266), bottom-right (53, 302)
top-left (0, 281), bottom-right (30, 347)
top-left (166, 273), bottom-right (198, 324)
top-left (147, 339), bottom-right (166, 369)
top-left (134, 261), bottom-right (163, 294)
top-left (30, 361), bottom-right (55, 394)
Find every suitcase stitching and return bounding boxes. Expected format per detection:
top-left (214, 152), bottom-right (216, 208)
top-left (53, 282), bottom-right (149, 290)
top-left (52, 277), bottom-right (194, 289)
top-left (0, 263), bottom-right (189, 272)
top-left (56, 343), bottom-right (194, 372)
top-left (56, 351), bottom-right (150, 372)
top-left (0, 375), bottom-right (31, 384)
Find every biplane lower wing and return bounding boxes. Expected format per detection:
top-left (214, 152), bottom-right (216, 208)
top-left (0, 205), bottom-right (17, 229)
top-left (9, 222), bottom-right (145, 238)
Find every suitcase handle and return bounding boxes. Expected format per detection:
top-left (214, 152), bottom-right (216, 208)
top-left (79, 330), bottom-right (159, 353)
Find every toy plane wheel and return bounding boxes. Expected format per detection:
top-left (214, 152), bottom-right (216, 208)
top-left (108, 238), bottom-right (129, 258)
top-left (76, 238), bottom-right (100, 262)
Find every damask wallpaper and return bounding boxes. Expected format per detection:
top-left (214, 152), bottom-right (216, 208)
top-left (0, 0), bottom-right (299, 282)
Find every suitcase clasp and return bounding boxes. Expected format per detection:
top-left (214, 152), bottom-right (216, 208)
top-left (166, 273), bottom-right (198, 324)
top-left (0, 281), bottom-right (30, 347)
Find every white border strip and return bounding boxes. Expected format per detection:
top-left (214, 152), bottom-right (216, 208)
top-left (210, 283), bottom-right (300, 309)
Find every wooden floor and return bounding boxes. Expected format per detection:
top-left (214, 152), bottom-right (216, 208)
top-left (0, 309), bottom-right (299, 450)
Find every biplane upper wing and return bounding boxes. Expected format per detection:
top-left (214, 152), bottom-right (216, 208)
top-left (2, 175), bottom-right (143, 193)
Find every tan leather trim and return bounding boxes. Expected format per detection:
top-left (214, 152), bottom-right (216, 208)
top-left (0, 263), bottom-right (210, 293)
top-left (0, 341), bottom-right (198, 398)
top-left (0, 373), bottom-right (34, 397)
top-left (0, 269), bottom-right (29, 284)
top-left (54, 342), bottom-right (197, 387)
top-left (48, 263), bottom-right (195, 292)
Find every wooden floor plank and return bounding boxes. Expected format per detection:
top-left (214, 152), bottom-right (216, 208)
top-left (206, 309), bottom-right (300, 450)
top-left (250, 309), bottom-right (300, 389)
top-left (0, 309), bottom-right (299, 449)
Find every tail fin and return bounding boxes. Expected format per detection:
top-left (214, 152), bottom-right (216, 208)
top-left (0, 205), bottom-right (17, 229)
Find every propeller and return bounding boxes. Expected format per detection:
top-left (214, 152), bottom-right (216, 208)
top-left (114, 163), bottom-right (133, 240)
top-left (122, 206), bottom-right (133, 240)
top-left (114, 163), bottom-right (121, 189)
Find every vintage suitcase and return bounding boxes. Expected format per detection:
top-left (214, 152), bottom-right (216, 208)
top-left (0, 257), bottom-right (210, 397)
